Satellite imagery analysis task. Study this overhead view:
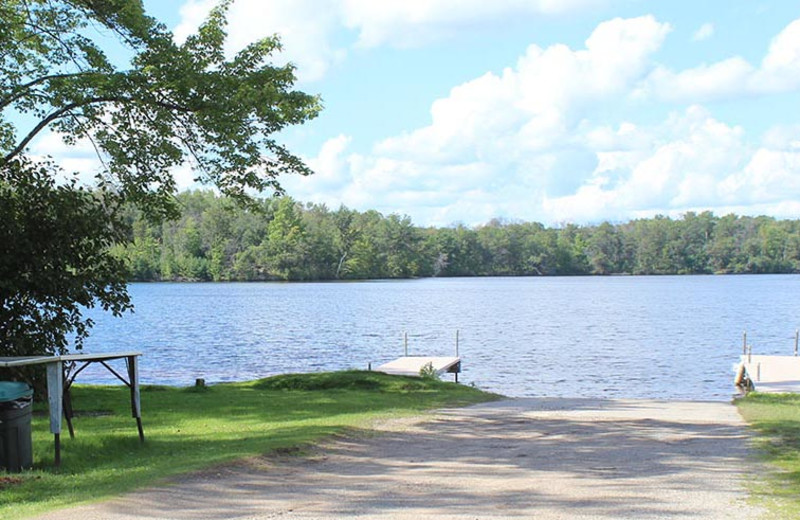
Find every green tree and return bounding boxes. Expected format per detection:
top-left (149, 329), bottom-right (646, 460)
top-left (585, 222), bottom-right (622, 275)
top-left (381, 214), bottom-right (423, 278)
top-left (123, 216), bottom-right (162, 280)
top-left (332, 206), bottom-right (362, 279)
top-left (302, 203), bottom-right (339, 279)
top-left (346, 210), bottom-right (386, 278)
top-left (0, 1), bottom-right (320, 360)
top-left (676, 211), bottom-right (714, 273)
top-left (266, 197), bottom-right (307, 280)
top-left (553, 224), bottom-right (589, 275)
top-left (424, 225), bottom-right (484, 277)
top-left (0, 160), bottom-right (129, 358)
top-left (630, 216), bottom-right (673, 274)
top-left (707, 214), bottom-right (740, 273)
top-left (477, 219), bottom-right (520, 275)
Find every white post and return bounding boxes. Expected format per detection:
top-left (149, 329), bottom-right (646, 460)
top-left (404, 332), bottom-right (408, 357)
top-left (795, 330), bottom-right (798, 356)
top-left (743, 331), bottom-right (747, 356)
top-left (46, 360), bottom-right (63, 465)
top-left (455, 330), bottom-right (460, 357)
top-left (46, 361), bottom-right (63, 436)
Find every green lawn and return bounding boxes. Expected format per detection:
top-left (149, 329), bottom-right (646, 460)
top-left (0, 371), bottom-right (500, 519)
top-left (737, 393), bottom-right (800, 518)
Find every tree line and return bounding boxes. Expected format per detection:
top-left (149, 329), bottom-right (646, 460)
top-left (114, 191), bottom-right (800, 281)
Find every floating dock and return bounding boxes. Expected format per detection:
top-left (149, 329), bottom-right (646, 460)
top-left (376, 331), bottom-right (463, 381)
top-left (376, 356), bottom-right (461, 380)
top-left (737, 355), bottom-right (800, 393)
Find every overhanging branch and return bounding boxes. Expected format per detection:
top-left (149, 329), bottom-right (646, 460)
top-left (2, 95), bottom-right (194, 164)
top-left (0, 72), bottom-right (99, 111)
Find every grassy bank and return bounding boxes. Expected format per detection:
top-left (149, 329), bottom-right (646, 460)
top-left (737, 393), bottom-right (800, 517)
top-left (0, 371), bottom-right (499, 519)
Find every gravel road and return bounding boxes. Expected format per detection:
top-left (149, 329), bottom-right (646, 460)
top-left (33, 398), bottom-right (763, 519)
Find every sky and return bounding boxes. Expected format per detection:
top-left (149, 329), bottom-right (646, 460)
top-left (36, 0), bottom-right (800, 227)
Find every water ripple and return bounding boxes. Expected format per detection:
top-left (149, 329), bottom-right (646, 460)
top-left (77, 275), bottom-right (800, 401)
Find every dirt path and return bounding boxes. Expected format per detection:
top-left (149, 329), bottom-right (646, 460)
top-left (34, 398), bottom-right (763, 519)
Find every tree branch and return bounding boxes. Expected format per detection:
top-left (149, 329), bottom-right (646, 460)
top-left (3, 97), bottom-right (114, 163)
top-left (2, 95), bottom-right (193, 164)
top-left (0, 72), bottom-right (98, 111)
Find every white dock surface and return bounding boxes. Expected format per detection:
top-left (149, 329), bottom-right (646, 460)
top-left (376, 356), bottom-right (461, 377)
top-left (741, 355), bottom-right (800, 393)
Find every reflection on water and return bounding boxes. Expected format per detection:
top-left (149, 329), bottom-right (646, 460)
top-left (79, 275), bottom-right (800, 401)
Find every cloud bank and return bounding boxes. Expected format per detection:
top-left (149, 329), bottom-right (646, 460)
top-left (281, 14), bottom-right (800, 226)
top-left (173, 0), bottom-right (604, 81)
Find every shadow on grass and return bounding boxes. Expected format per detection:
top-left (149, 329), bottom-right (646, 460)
top-left (2, 371), bottom-right (497, 517)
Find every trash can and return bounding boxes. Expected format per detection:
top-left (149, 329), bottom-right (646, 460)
top-left (0, 381), bottom-right (33, 472)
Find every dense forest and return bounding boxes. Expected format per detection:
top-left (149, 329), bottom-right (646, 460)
top-left (114, 191), bottom-right (800, 281)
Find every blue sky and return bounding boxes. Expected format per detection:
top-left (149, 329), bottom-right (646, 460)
top-left (40, 1), bottom-right (800, 226)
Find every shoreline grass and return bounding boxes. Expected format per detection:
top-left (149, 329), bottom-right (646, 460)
top-left (736, 393), bottom-right (800, 518)
top-left (0, 370), bottom-right (500, 519)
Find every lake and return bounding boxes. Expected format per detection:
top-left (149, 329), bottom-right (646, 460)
top-left (77, 275), bottom-right (800, 400)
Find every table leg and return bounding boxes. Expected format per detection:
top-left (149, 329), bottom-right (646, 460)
top-left (63, 386), bottom-right (75, 438)
top-left (46, 361), bottom-right (63, 466)
top-left (127, 356), bottom-right (144, 442)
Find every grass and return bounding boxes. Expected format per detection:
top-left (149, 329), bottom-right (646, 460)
top-left (736, 393), bottom-right (800, 518)
top-left (0, 370), bottom-right (500, 519)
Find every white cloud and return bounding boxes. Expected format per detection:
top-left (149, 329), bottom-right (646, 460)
top-left (644, 57), bottom-right (754, 102)
top-left (692, 22), bottom-right (714, 41)
top-left (281, 134), bottom-right (354, 204)
top-left (544, 107), bottom-right (800, 224)
top-left (174, 0), bottom-right (606, 81)
top-left (291, 16), bottom-right (678, 225)
top-left (173, 0), bottom-right (215, 43)
top-left (174, 0), bottom-right (345, 82)
top-left (341, 0), bottom-right (605, 48)
top-left (644, 17), bottom-right (800, 101)
top-left (290, 14), bottom-right (800, 227)
top-left (756, 18), bottom-right (800, 92)
top-left (28, 131), bottom-right (105, 186)
top-left (723, 146), bottom-right (800, 204)
top-left (378, 15), bottom-right (670, 160)
top-left (761, 124), bottom-right (800, 149)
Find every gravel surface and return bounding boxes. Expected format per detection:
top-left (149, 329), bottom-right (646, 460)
top-left (34, 398), bottom-right (764, 519)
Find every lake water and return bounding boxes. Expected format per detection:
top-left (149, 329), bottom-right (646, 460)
top-left (77, 275), bottom-right (800, 401)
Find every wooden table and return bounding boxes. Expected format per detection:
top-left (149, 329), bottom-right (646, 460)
top-left (0, 352), bottom-right (143, 466)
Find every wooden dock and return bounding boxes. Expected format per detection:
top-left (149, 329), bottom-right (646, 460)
top-left (738, 355), bottom-right (800, 393)
top-left (376, 356), bottom-right (461, 380)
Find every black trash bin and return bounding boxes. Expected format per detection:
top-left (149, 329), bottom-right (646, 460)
top-left (0, 381), bottom-right (33, 472)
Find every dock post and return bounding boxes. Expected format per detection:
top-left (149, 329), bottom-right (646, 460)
top-left (455, 330), bottom-right (459, 357)
top-left (795, 330), bottom-right (798, 356)
top-left (757, 362), bottom-right (761, 382)
top-left (743, 331), bottom-right (747, 356)
top-left (748, 344), bottom-right (752, 363)
top-left (404, 332), bottom-right (408, 357)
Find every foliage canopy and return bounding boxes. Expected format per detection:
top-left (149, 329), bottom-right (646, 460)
top-left (0, 0), bottom-right (320, 358)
